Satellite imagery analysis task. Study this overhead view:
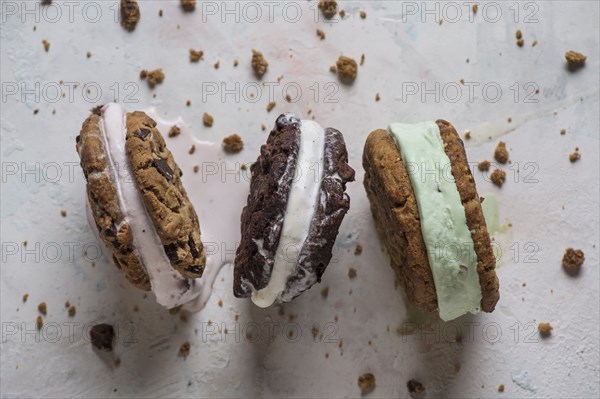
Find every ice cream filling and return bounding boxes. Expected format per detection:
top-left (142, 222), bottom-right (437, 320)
top-left (99, 103), bottom-right (200, 308)
top-left (251, 118), bottom-right (325, 308)
top-left (388, 122), bottom-right (482, 321)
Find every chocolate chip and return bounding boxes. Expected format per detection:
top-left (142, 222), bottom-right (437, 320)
top-left (134, 128), bottom-right (151, 140)
top-left (185, 265), bottom-right (203, 275)
top-left (153, 159), bottom-right (174, 181)
top-left (188, 236), bottom-right (199, 258)
top-left (104, 224), bottom-right (117, 237)
top-left (164, 244), bottom-right (179, 263)
top-left (90, 324), bottom-right (115, 351)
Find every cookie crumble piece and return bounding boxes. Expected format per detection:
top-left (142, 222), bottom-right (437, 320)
top-left (251, 49), bottom-right (268, 78)
top-left (189, 49), bottom-right (204, 62)
top-left (181, 0), bottom-right (196, 12)
top-left (179, 341), bottom-right (191, 359)
top-left (358, 373), bottom-right (376, 395)
top-left (494, 141), bottom-right (509, 164)
top-left (316, 29), bottom-right (326, 40)
top-left (569, 150), bottom-right (581, 162)
top-left (168, 125), bottom-right (181, 138)
top-left (319, 0), bottom-right (338, 19)
top-left (478, 160), bottom-right (490, 171)
top-left (42, 39), bottom-right (50, 52)
top-left (38, 302), bottom-right (47, 315)
top-left (336, 56), bottom-right (358, 83)
top-left (140, 68), bottom-right (165, 88)
top-left (120, 0), bottom-right (140, 31)
top-left (223, 134), bottom-right (244, 153)
top-left (36, 316), bottom-right (43, 330)
top-left (407, 379), bottom-right (425, 394)
top-left (490, 169), bottom-right (506, 187)
top-left (348, 267), bottom-right (357, 279)
top-left (565, 51), bottom-right (586, 71)
top-left (354, 244), bottom-right (363, 255)
top-left (538, 322), bottom-right (553, 337)
top-left (360, 11), bottom-right (367, 19)
top-left (68, 305), bottom-right (76, 317)
top-left (90, 324), bottom-right (115, 351)
top-left (266, 101), bottom-right (276, 112)
top-left (562, 248), bottom-right (584, 272)
top-left (203, 112), bottom-right (214, 127)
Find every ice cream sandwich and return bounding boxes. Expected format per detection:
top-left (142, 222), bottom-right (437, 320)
top-left (362, 120), bottom-right (499, 321)
top-left (234, 114), bottom-right (355, 307)
top-left (76, 103), bottom-right (205, 308)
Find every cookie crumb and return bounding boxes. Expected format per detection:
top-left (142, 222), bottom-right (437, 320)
top-left (494, 141), bottom-right (509, 164)
top-left (266, 101), bottom-right (276, 112)
top-left (336, 55), bottom-right (358, 83)
top-left (60, 209), bottom-right (67, 217)
top-left (36, 316), bottom-right (43, 330)
top-left (339, 9), bottom-right (346, 18)
top-left (186, 100), bottom-right (191, 107)
top-left (233, 59), bottom-right (239, 67)
top-left (498, 384), bottom-right (505, 392)
top-left (189, 145), bottom-right (196, 155)
top-left (375, 93), bottom-right (380, 102)
top-left (22, 293), bottom-right (29, 303)
top-left (532, 40), bottom-right (538, 47)
top-left (180, 0), bottom-right (196, 12)
top-left (261, 124), bottom-right (267, 131)
top-left (68, 305), bottom-right (76, 317)
top-left (193, 165), bottom-right (199, 174)
top-left (159, 9), bottom-right (163, 17)
top-left (560, 129), bottom-right (566, 135)
top-left (203, 112), bottom-right (214, 127)
top-left (179, 341), bottom-right (191, 359)
top-left (217, 299), bottom-right (223, 307)
top-left (407, 379), bottom-right (425, 394)
top-left (329, 65), bottom-right (337, 74)
top-left (189, 49), bottom-right (204, 62)
top-left (562, 248), bottom-right (585, 272)
top-left (319, 0), bottom-right (337, 19)
top-left (285, 94), bottom-right (292, 103)
top-left (355, 244), bottom-right (363, 255)
top-left (167, 126), bottom-right (181, 138)
top-left (569, 150), bottom-right (581, 162)
top-left (120, 0), bottom-right (140, 31)
top-left (478, 160), bottom-right (490, 171)
top-left (86, 51), bottom-right (92, 58)
top-left (472, 4), bottom-right (478, 13)
top-left (515, 29), bottom-right (522, 40)
top-left (251, 49), bottom-right (268, 78)
top-left (38, 302), bottom-right (47, 315)
top-left (360, 54), bottom-right (365, 66)
top-left (213, 60), bottom-right (220, 69)
top-left (490, 169), bottom-right (506, 187)
top-left (321, 286), bottom-right (329, 298)
top-left (565, 51), bottom-right (586, 71)
top-left (139, 68), bottom-right (165, 88)
top-left (464, 131), bottom-right (471, 140)
top-left (90, 324), bottom-right (115, 351)
top-left (223, 134), bottom-right (244, 153)
top-left (360, 11), bottom-right (367, 19)
top-left (42, 39), bottom-right (50, 52)
top-left (358, 373), bottom-right (376, 395)
top-left (316, 29), bottom-right (326, 40)
top-left (538, 322), bottom-right (553, 337)
top-left (33, 109), bottom-right (39, 115)
top-left (348, 267), bottom-right (357, 279)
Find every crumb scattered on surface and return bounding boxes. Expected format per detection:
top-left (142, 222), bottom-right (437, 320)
top-left (203, 112), bottom-right (214, 127)
top-left (532, 40), bottom-right (538, 47)
top-left (358, 373), bottom-right (376, 395)
top-left (251, 49), bottom-right (268, 78)
top-left (42, 39), bottom-right (50, 52)
top-left (179, 341), bottom-right (191, 359)
top-left (490, 169), bottom-right (506, 187)
top-left (189, 49), bottom-right (204, 62)
top-left (193, 165), bottom-right (199, 174)
top-left (181, 0), bottom-right (196, 12)
top-left (159, 9), bottom-right (163, 17)
top-left (120, 0), bottom-right (140, 31)
top-left (560, 129), bottom-right (566, 135)
top-left (507, 117), bottom-right (512, 123)
top-left (321, 286), bottom-right (329, 298)
top-left (464, 131), bottom-right (471, 140)
top-left (336, 56), bottom-right (358, 83)
top-left (339, 9), bottom-right (346, 18)
top-left (348, 267), bottom-right (357, 279)
top-left (188, 145), bottom-right (196, 155)
top-left (22, 293), bottom-right (29, 303)
top-left (261, 124), bottom-right (267, 131)
top-left (360, 11), bottom-right (367, 19)
top-left (140, 68), bottom-right (165, 88)
top-left (266, 101), bottom-right (276, 112)
top-left (494, 141), bottom-right (509, 164)
top-left (516, 29), bottom-right (522, 40)
top-left (538, 322), bottom-right (553, 337)
top-left (90, 324), bottom-right (115, 351)
top-left (68, 305), bottom-right (76, 317)
top-left (319, 0), bottom-right (337, 19)
top-left (86, 51), bottom-right (92, 58)
top-left (407, 379), bottom-right (425, 394)
top-left (168, 125), bottom-right (181, 138)
top-left (565, 51), bottom-right (586, 71)
top-left (217, 299), bottom-right (223, 307)
top-left (355, 244), bottom-right (363, 255)
top-left (223, 134), bottom-right (244, 153)
top-left (562, 248), bottom-right (585, 272)
top-left (316, 29), bottom-right (326, 40)
top-left (360, 54), bottom-right (365, 66)
top-left (329, 65), bottom-right (337, 73)
top-left (478, 160), bottom-right (490, 171)
top-left (375, 93), bottom-right (380, 102)
top-left (186, 100), bottom-right (191, 106)
top-left (569, 149), bottom-right (581, 162)
top-left (214, 60), bottom-right (220, 69)
top-left (285, 94), bottom-right (292, 102)
top-left (472, 4), bottom-right (478, 13)
top-left (60, 209), bottom-right (67, 217)
top-left (38, 302), bottom-right (47, 315)
top-left (498, 384), bottom-right (505, 392)
top-left (33, 109), bottom-right (39, 115)
top-left (36, 316), bottom-right (43, 330)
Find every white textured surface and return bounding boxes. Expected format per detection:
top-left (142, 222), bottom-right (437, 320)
top-left (1, 1), bottom-right (599, 398)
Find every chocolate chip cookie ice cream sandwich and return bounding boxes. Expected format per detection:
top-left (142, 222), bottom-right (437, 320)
top-left (76, 103), bottom-right (205, 308)
top-left (234, 114), bottom-right (355, 307)
top-left (362, 120), bottom-right (499, 321)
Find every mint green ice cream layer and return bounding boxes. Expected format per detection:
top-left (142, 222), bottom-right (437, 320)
top-left (388, 122), bottom-right (482, 321)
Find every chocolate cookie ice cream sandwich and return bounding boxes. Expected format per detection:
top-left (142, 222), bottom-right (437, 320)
top-left (234, 114), bottom-right (355, 307)
top-left (76, 103), bottom-right (205, 308)
top-left (363, 120), bottom-right (499, 321)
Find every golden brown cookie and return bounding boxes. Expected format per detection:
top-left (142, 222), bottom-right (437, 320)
top-left (362, 120), bottom-right (499, 315)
